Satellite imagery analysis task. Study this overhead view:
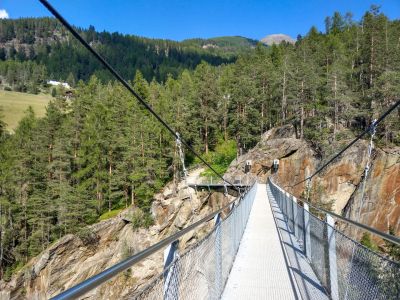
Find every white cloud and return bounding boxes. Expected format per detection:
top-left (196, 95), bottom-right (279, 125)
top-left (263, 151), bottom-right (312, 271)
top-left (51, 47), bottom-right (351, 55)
top-left (0, 9), bottom-right (9, 19)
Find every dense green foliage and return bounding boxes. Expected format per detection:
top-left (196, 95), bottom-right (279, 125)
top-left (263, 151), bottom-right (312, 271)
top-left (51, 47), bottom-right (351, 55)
top-left (0, 60), bottom-right (47, 93)
top-left (384, 226), bottom-right (400, 262)
top-left (0, 7), bottom-right (399, 279)
top-left (181, 36), bottom-right (259, 55)
top-left (360, 232), bottom-right (378, 251)
top-left (200, 140), bottom-right (237, 179)
top-left (0, 18), bottom-right (234, 83)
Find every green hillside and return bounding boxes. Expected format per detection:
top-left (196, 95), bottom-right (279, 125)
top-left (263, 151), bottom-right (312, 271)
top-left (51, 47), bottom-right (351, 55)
top-left (0, 90), bottom-right (50, 131)
top-left (182, 36), bottom-right (260, 54)
top-left (0, 18), bottom-right (237, 83)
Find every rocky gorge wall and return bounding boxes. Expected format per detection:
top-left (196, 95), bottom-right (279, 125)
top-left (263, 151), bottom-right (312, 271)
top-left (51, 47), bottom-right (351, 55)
top-left (225, 125), bottom-right (400, 240)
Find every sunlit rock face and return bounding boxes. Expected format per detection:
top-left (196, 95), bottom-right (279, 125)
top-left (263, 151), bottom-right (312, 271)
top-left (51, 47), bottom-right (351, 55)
top-left (225, 125), bottom-right (400, 241)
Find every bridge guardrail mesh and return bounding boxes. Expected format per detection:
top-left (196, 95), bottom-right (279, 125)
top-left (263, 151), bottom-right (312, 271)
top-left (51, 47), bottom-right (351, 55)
top-left (132, 183), bottom-right (257, 300)
top-left (268, 179), bottom-right (400, 300)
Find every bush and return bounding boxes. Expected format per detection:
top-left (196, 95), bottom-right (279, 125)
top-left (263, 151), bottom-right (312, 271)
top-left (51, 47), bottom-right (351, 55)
top-left (14, 83), bottom-right (27, 93)
top-left (77, 227), bottom-right (99, 245)
top-left (131, 208), bottom-right (153, 229)
top-left (3, 261), bottom-right (24, 282)
top-left (4, 86), bottom-right (11, 91)
top-left (200, 139), bottom-right (237, 178)
top-left (360, 232), bottom-right (378, 251)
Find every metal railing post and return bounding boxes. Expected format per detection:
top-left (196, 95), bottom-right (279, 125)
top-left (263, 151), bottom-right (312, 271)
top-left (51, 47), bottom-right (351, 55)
top-left (327, 214), bottom-right (339, 300)
top-left (285, 192), bottom-right (289, 221)
top-left (304, 203), bottom-right (311, 260)
top-left (289, 193), bottom-right (294, 231)
top-left (214, 213), bottom-right (222, 299)
top-left (230, 203), bottom-right (235, 258)
top-left (293, 196), bottom-right (298, 237)
top-left (164, 240), bottom-right (179, 300)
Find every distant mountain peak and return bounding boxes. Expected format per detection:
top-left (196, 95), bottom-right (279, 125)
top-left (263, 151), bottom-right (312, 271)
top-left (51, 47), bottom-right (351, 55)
top-left (260, 34), bottom-right (295, 46)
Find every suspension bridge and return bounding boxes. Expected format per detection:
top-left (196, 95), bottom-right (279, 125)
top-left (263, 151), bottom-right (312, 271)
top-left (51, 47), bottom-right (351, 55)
top-left (35, 1), bottom-right (400, 299)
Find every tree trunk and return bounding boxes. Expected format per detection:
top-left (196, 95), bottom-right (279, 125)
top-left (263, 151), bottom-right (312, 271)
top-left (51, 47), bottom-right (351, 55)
top-left (205, 117), bottom-right (209, 154)
top-left (108, 163), bottom-right (112, 212)
top-left (282, 61), bottom-right (287, 123)
top-left (261, 103), bottom-right (264, 136)
top-left (300, 80), bottom-right (305, 139)
top-left (140, 126), bottom-right (145, 165)
top-left (96, 178), bottom-right (101, 212)
top-left (131, 185), bottom-right (135, 206)
top-left (300, 106), bottom-right (304, 139)
top-left (124, 187), bottom-right (128, 208)
top-left (224, 97), bottom-right (228, 141)
top-left (333, 74), bottom-right (338, 140)
top-left (385, 21), bottom-right (389, 71)
top-left (369, 36), bottom-right (374, 87)
top-left (173, 143), bottom-right (178, 193)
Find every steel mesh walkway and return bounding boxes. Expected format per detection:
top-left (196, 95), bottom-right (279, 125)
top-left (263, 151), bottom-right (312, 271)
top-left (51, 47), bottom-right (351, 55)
top-left (267, 185), bottom-right (329, 300)
top-left (221, 184), bottom-right (298, 299)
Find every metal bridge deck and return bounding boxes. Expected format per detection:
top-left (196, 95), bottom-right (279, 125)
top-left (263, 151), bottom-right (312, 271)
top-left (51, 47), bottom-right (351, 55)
top-left (221, 183), bottom-right (297, 299)
top-left (267, 186), bottom-right (328, 300)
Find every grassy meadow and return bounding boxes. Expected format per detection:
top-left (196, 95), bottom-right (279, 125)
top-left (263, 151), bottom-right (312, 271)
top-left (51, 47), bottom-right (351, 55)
top-left (0, 90), bottom-right (51, 132)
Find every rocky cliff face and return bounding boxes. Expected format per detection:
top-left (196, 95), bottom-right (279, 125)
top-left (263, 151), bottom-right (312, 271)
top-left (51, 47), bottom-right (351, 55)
top-left (226, 125), bottom-right (400, 239)
top-left (0, 177), bottom-right (232, 299)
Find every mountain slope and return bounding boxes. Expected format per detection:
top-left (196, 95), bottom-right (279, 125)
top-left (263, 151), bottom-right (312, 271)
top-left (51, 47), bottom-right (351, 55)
top-left (0, 90), bottom-right (50, 131)
top-left (182, 36), bottom-right (260, 54)
top-left (261, 34), bottom-right (295, 45)
top-left (0, 18), bottom-right (238, 82)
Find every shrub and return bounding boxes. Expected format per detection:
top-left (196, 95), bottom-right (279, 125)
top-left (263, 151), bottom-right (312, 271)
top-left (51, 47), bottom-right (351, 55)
top-left (77, 227), bottom-right (99, 245)
top-left (200, 139), bottom-right (237, 178)
top-left (131, 208), bottom-right (154, 229)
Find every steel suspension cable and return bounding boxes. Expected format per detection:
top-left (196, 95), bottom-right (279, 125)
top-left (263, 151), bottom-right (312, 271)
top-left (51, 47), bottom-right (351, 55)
top-left (344, 120), bottom-right (377, 300)
top-left (38, 0), bottom-right (238, 191)
top-left (292, 99), bottom-right (400, 187)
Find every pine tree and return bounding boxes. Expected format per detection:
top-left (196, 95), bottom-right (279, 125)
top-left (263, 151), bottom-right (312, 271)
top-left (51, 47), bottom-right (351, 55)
top-left (193, 62), bottom-right (219, 154)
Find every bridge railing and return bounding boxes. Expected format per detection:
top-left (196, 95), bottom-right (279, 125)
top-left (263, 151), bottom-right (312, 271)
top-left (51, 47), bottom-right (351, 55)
top-left (52, 183), bottom-right (257, 300)
top-left (268, 179), bottom-right (400, 300)
top-left (196, 173), bottom-right (257, 186)
top-left (133, 183), bottom-right (257, 299)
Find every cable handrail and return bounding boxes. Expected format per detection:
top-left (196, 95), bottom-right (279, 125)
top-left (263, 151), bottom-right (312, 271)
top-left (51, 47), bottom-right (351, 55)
top-left (38, 0), bottom-right (239, 192)
top-left (51, 183), bottom-right (254, 300)
top-left (269, 178), bottom-right (400, 247)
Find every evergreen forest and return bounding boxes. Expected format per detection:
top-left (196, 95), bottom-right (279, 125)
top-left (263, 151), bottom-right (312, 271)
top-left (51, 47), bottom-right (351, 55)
top-left (0, 7), bottom-right (400, 279)
top-left (0, 17), bottom-right (234, 84)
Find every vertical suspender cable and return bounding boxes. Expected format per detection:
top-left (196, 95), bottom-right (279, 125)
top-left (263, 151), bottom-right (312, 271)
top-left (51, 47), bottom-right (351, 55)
top-left (344, 119), bottom-right (377, 300)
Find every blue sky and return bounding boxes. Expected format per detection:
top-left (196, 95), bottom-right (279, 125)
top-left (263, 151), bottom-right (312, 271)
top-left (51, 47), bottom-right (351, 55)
top-left (1, 0), bottom-right (399, 41)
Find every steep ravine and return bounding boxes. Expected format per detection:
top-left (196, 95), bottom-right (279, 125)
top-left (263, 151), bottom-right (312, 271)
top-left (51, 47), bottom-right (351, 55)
top-left (0, 177), bottom-right (233, 299)
top-left (1, 125), bottom-right (399, 299)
